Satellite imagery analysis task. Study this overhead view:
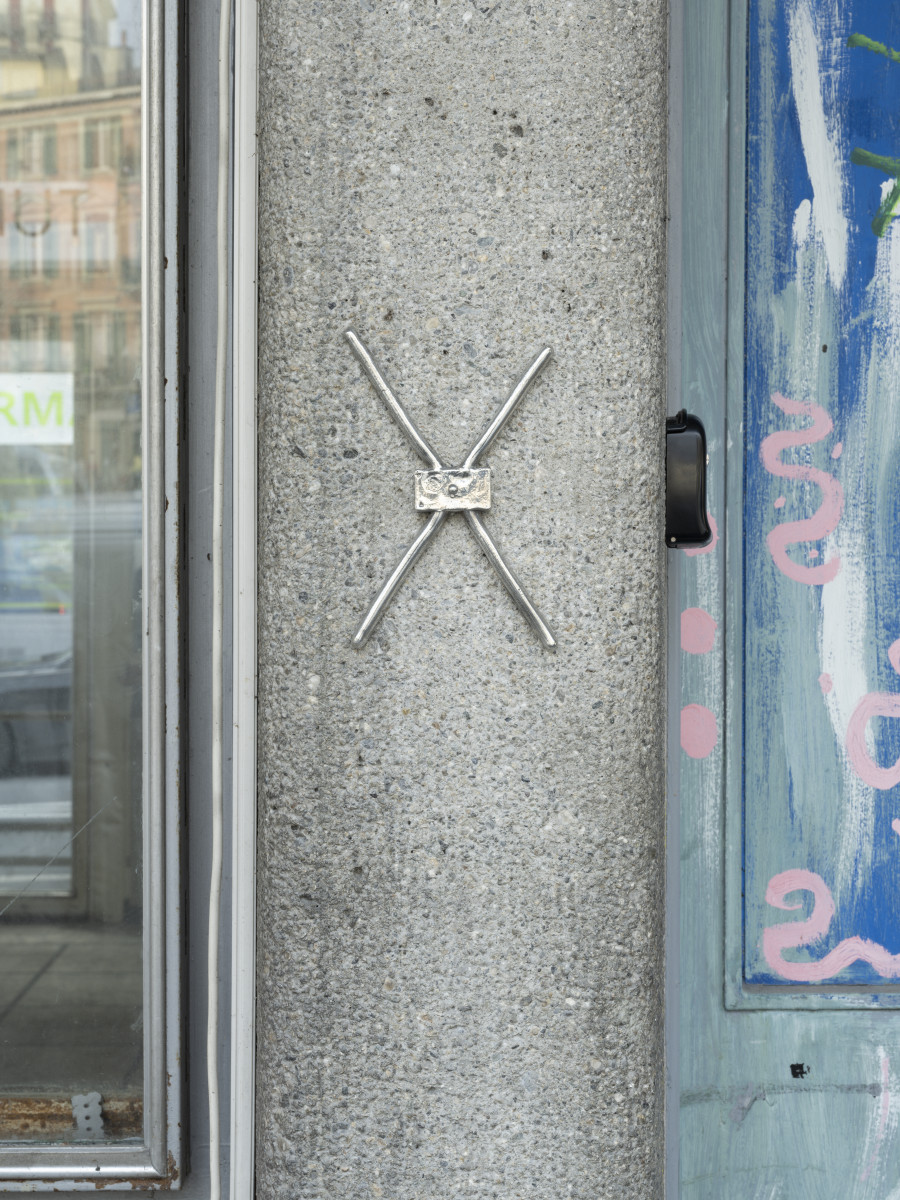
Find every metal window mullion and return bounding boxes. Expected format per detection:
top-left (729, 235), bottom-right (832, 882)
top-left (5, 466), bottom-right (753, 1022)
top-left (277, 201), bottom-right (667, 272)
top-left (141, 0), bottom-right (170, 1172)
top-left (161, 0), bottom-right (185, 1173)
top-left (229, 0), bottom-right (259, 1188)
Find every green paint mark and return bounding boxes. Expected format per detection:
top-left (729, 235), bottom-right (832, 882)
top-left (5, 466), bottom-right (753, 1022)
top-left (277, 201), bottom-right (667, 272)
top-left (848, 35), bottom-right (900, 237)
top-left (849, 149), bottom-right (900, 237)
top-left (850, 147), bottom-right (900, 177)
top-left (847, 32), bottom-right (900, 66)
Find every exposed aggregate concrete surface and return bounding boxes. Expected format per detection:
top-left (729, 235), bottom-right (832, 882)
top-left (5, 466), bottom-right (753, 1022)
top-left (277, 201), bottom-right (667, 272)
top-left (256, 1), bottom-right (667, 1196)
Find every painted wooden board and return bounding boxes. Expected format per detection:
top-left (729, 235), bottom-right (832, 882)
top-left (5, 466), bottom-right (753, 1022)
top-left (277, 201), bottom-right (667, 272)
top-left (674, 0), bottom-right (900, 1193)
top-left (741, 0), bottom-right (900, 995)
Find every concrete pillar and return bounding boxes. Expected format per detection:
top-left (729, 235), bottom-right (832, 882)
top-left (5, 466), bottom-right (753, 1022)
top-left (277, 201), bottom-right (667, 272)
top-left (255, 3), bottom-right (668, 1195)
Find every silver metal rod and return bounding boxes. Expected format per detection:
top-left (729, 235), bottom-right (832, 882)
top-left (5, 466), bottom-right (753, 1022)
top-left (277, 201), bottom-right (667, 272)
top-left (464, 512), bottom-right (557, 649)
top-left (352, 511), bottom-right (449, 647)
top-left (346, 330), bottom-right (556, 649)
top-left (463, 346), bottom-right (552, 468)
top-left (345, 329), bottom-right (442, 469)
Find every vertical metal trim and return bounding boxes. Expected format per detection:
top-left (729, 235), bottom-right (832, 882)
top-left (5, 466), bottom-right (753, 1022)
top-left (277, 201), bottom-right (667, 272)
top-left (142, 0), bottom-right (168, 1170)
top-left (230, 0), bottom-right (258, 1190)
top-left (721, 0), bottom-right (749, 1015)
top-left (162, 0), bottom-right (185, 1175)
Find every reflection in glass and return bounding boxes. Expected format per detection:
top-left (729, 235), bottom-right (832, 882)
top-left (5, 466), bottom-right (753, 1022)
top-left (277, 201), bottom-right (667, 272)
top-left (0, 0), bottom-right (143, 1143)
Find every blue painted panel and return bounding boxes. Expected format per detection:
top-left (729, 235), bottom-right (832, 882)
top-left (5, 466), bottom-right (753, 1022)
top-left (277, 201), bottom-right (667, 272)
top-left (743, 1), bottom-right (900, 986)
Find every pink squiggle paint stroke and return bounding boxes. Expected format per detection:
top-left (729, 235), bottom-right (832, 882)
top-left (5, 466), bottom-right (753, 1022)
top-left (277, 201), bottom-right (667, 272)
top-left (861, 1054), bottom-right (890, 1184)
top-left (846, 639), bottom-right (900, 790)
top-left (762, 869), bottom-right (900, 981)
top-left (759, 393), bottom-right (844, 583)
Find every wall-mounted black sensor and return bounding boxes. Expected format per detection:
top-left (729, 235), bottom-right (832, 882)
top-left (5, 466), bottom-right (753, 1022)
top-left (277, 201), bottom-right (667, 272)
top-left (666, 410), bottom-right (712, 548)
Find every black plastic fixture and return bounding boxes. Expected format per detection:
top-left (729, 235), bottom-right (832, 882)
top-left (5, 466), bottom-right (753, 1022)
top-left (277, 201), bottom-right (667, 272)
top-left (665, 410), bottom-right (712, 548)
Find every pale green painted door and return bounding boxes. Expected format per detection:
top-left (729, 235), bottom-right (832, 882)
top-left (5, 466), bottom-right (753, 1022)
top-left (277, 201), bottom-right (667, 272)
top-left (673, 1), bottom-right (900, 1194)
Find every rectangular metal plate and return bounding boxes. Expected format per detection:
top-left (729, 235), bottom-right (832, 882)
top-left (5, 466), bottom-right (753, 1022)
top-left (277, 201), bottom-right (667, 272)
top-left (414, 468), bottom-right (491, 511)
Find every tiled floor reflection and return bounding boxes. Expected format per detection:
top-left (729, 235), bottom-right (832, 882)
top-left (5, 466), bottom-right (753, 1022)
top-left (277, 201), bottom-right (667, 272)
top-left (0, 923), bottom-right (142, 1142)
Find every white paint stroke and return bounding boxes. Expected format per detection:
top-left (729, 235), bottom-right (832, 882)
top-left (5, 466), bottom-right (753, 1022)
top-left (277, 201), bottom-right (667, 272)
top-left (750, 1181), bottom-right (782, 1200)
top-left (787, 198), bottom-right (870, 900)
top-left (821, 540), bottom-right (867, 755)
top-left (820, 326), bottom-right (870, 900)
top-left (792, 197), bottom-right (812, 248)
top-left (821, 539), bottom-right (872, 900)
top-left (788, 0), bottom-right (848, 288)
top-left (860, 1050), bottom-right (891, 1185)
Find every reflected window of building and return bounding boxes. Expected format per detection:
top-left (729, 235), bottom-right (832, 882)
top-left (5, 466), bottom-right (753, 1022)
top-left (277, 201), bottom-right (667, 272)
top-left (42, 126), bottom-right (57, 177)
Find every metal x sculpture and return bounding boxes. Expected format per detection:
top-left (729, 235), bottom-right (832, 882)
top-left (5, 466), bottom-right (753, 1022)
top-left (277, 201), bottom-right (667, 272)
top-left (345, 328), bottom-right (556, 649)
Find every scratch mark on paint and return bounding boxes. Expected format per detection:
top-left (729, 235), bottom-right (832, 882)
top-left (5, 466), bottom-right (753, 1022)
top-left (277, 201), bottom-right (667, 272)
top-left (763, 869), bottom-right (900, 980)
top-left (680, 704), bottom-right (718, 759)
top-left (729, 1086), bottom-right (765, 1125)
top-left (789, 0), bottom-right (849, 285)
top-left (860, 1052), bottom-right (890, 1182)
top-left (683, 1082), bottom-right (881, 1106)
top-left (760, 392), bottom-right (844, 583)
top-left (846, 639), bottom-right (900, 789)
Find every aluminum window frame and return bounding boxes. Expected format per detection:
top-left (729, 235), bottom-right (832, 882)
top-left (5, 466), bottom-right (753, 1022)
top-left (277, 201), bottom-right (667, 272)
top-left (0, 0), bottom-right (182, 1181)
top-left (229, 0), bottom-right (259, 1184)
top-left (0, 0), bottom-right (258, 1183)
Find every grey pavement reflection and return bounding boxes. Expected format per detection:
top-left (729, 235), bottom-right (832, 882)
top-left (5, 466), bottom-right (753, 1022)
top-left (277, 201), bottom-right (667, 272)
top-left (0, 921), bottom-right (142, 1141)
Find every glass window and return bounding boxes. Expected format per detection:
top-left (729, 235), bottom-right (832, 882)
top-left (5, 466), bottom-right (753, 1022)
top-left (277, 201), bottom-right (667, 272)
top-left (0, 0), bottom-right (163, 1170)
